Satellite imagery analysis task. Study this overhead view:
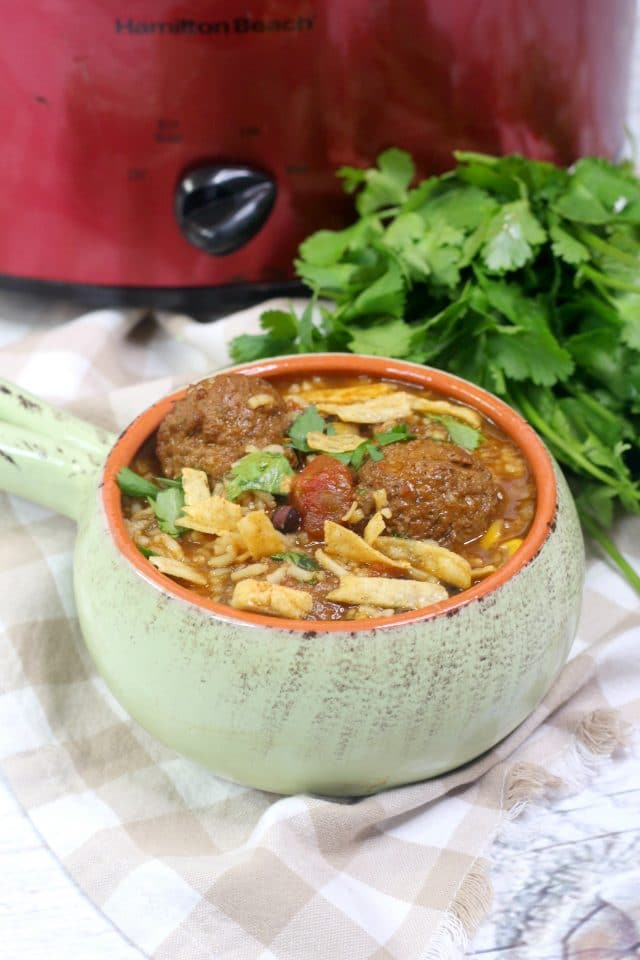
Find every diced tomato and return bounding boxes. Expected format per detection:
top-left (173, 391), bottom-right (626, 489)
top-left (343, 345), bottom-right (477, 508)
top-left (290, 455), bottom-right (355, 539)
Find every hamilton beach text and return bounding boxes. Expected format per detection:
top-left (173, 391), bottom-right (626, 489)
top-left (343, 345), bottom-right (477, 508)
top-left (114, 17), bottom-right (315, 36)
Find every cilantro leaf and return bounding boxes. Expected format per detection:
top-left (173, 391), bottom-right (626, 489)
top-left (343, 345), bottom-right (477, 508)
top-left (151, 485), bottom-right (185, 537)
top-left (339, 148), bottom-right (415, 216)
top-left (374, 423), bottom-right (416, 445)
top-left (229, 308), bottom-right (299, 363)
top-left (548, 218), bottom-right (591, 265)
top-left (431, 415), bottom-right (482, 451)
top-left (331, 425), bottom-right (413, 469)
top-left (288, 405), bottom-right (328, 452)
top-left (481, 200), bottom-right (546, 272)
top-left (612, 292), bottom-right (640, 351)
top-left (365, 444), bottom-right (384, 462)
top-left (116, 467), bottom-right (160, 499)
top-left (154, 476), bottom-right (183, 489)
top-left (553, 157), bottom-right (640, 225)
top-left (486, 327), bottom-right (574, 387)
top-left (271, 552), bottom-right (320, 571)
top-left (299, 225), bottom-right (357, 266)
top-left (330, 440), bottom-right (377, 469)
top-left (224, 452), bottom-right (294, 501)
top-left (348, 318), bottom-right (415, 358)
top-left (341, 260), bottom-right (406, 320)
top-left (117, 467), bottom-right (185, 537)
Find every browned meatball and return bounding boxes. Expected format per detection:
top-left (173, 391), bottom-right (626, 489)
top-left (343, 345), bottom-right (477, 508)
top-left (358, 439), bottom-right (500, 545)
top-left (156, 374), bottom-right (289, 482)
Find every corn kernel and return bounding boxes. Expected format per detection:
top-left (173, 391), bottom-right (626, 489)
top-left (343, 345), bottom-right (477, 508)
top-left (479, 520), bottom-right (503, 549)
top-left (501, 538), bottom-right (523, 556)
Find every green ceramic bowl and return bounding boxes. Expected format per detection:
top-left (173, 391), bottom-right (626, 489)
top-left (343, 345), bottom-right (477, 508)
top-left (0, 354), bottom-right (584, 796)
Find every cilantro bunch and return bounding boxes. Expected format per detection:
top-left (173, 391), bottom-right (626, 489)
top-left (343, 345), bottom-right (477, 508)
top-left (230, 149), bottom-right (640, 589)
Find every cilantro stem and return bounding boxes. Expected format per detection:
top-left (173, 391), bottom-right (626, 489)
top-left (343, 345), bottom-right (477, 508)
top-left (512, 389), bottom-right (628, 490)
top-left (579, 510), bottom-right (640, 593)
top-left (575, 227), bottom-right (640, 269)
top-left (564, 388), bottom-right (628, 431)
top-left (580, 263), bottom-right (640, 295)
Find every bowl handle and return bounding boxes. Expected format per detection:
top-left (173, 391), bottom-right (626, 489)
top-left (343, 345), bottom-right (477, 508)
top-left (0, 378), bottom-right (115, 522)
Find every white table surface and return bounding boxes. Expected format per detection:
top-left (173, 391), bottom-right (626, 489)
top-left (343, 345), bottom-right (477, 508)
top-left (1, 31), bottom-right (640, 959)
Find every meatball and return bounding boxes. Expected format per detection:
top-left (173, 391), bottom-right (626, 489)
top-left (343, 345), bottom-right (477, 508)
top-left (358, 438), bottom-right (500, 545)
top-left (156, 374), bottom-right (289, 482)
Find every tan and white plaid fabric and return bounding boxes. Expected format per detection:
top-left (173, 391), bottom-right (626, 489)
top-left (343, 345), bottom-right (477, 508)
top-left (0, 306), bottom-right (638, 960)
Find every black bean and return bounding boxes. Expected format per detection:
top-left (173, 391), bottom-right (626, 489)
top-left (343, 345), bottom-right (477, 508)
top-left (272, 505), bottom-right (301, 533)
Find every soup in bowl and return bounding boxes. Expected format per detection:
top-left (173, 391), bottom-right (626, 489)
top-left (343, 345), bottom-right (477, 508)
top-left (75, 353), bottom-right (585, 795)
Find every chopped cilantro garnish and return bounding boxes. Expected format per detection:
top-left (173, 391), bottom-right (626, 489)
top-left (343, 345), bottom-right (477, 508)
top-left (224, 451), bottom-right (294, 501)
top-left (332, 422), bottom-right (414, 469)
top-left (116, 467), bottom-right (185, 537)
top-left (374, 423), bottom-right (416, 446)
top-left (271, 551), bottom-right (320, 571)
top-left (116, 467), bottom-right (159, 499)
top-left (150, 483), bottom-right (185, 536)
top-left (287, 404), bottom-right (327, 452)
top-left (153, 476), bottom-right (183, 489)
top-left (430, 416), bottom-right (482, 451)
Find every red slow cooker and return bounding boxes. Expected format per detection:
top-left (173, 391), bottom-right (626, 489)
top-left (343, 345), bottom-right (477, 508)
top-left (0, 0), bottom-right (634, 304)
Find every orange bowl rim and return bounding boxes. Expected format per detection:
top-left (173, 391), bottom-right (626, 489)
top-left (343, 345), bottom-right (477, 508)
top-left (101, 353), bottom-right (557, 633)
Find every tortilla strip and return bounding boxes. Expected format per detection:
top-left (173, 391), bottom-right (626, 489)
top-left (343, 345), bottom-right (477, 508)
top-left (287, 383), bottom-right (393, 406)
top-left (411, 398), bottom-right (482, 428)
top-left (181, 468), bottom-right (210, 506)
top-left (363, 511), bottom-right (386, 545)
top-left (149, 555), bottom-right (208, 586)
top-left (375, 536), bottom-right (472, 589)
top-left (315, 548), bottom-right (348, 577)
top-left (316, 392), bottom-right (414, 424)
top-left (326, 575), bottom-right (448, 610)
top-left (372, 489), bottom-right (389, 510)
top-left (470, 564), bottom-right (497, 580)
top-left (177, 495), bottom-right (242, 535)
top-left (324, 520), bottom-right (410, 572)
top-left (237, 511), bottom-right (286, 559)
top-left (231, 579), bottom-right (313, 619)
top-left (305, 431), bottom-right (363, 454)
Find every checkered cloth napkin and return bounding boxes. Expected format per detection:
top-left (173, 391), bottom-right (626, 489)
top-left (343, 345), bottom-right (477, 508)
top-left (0, 306), bottom-right (638, 960)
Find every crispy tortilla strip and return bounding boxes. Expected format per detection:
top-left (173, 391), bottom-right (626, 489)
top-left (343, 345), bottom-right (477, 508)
top-left (177, 495), bottom-right (242, 535)
top-left (287, 383), bottom-right (393, 406)
top-left (237, 511), bottom-right (286, 559)
top-left (315, 548), bottom-right (348, 577)
top-left (375, 536), bottom-right (472, 589)
top-left (326, 575), bottom-right (448, 610)
top-left (341, 501), bottom-right (365, 524)
top-left (470, 564), bottom-right (497, 580)
top-left (372, 488), bottom-right (389, 510)
top-left (231, 579), bottom-right (313, 619)
top-left (306, 431), bottom-right (363, 454)
top-left (149, 555), bottom-right (208, 586)
top-left (324, 520), bottom-right (410, 572)
top-left (181, 468), bottom-right (210, 506)
top-left (363, 511), bottom-right (386, 545)
top-left (316, 392), bottom-right (414, 423)
top-left (332, 421), bottom-right (362, 436)
top-left (411, 397), bottom-right (482, 428)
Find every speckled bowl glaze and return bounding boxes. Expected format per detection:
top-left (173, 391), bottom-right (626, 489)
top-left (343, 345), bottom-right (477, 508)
top-left (0, 355), bottom-right (584, 796)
